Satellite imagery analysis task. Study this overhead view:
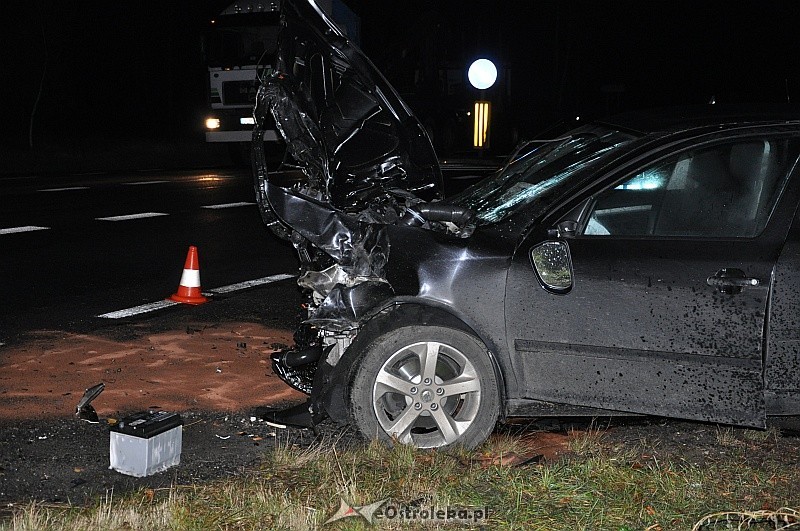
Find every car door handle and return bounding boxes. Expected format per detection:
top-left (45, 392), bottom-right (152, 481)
top-left (706, 268), bottom-right (760, 294)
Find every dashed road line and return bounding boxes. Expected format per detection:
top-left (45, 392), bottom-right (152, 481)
top-left (123, 180), bottom-right (170, 186)
top-left (0, 226), bottom-right (51, 235)
top-left (97, 274), bottom-right (295, 319)
top-left (201, 202), bottom-right (256, 209)
top-left (95, 212), bottom-right (169, 221)
top-left (39, 186), bottom-right (90, 192)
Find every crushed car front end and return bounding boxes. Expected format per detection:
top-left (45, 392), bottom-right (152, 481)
top-left (250, 0), bottom-right (640, 448)
top-left (251, 0), bottom-right (493, 430)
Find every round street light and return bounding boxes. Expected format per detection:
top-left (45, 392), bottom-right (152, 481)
top-left (467, 59), bottom-right (498, 90)
top-left (468, 59), bottom-right (497, 149)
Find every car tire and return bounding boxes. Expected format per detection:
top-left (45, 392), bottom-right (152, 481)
top-left (349, 325), bottom-right (499, 449)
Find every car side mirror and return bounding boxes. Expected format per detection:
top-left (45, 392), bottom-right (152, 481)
top-left (530, 241), bottom-right (574, 293)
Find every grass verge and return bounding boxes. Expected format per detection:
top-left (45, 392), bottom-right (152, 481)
top-left (2, 426), bottom-right (798, 530)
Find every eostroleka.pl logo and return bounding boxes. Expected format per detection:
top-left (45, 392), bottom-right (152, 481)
top-left (324, 498), bottom-right (490, 526)
top-left (324, 499), bottom-right (388, 525)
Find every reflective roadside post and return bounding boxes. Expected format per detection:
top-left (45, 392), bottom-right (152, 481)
top-left (468, 59), bottom-right (497, 152)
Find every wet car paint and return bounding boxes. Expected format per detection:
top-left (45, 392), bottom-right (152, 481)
top-left (766, 232), bottom-right (800, 410)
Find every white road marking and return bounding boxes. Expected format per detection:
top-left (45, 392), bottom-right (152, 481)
top-left (201, 202), bottom-right (256, 209)
top-left (39, 186), bottom-right (90, 192)
top-left (0, 226), bottom-right (51, 235)
top-left (97, 300), bottom-right (180, 319)
top-left (123, 180), bottom-right (170, 186)
top-left (97, 274), bottom-right (295, 319)
top-left (95, 212), bottom-right (168, 221)
top-left (206, 273), bottom-right (295, 294)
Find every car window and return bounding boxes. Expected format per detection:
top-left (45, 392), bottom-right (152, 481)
top-left (582, 137), bottom-right (800, 238)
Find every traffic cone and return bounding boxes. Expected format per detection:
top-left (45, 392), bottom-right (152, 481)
top-left (169, 246), bottom-right (208, 305)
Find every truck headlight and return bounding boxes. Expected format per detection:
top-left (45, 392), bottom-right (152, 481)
top-left (205, 118), bottom-right (221, 130)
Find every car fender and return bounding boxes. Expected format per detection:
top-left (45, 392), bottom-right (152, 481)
top-left (311, 298), bottom-right (509, 425)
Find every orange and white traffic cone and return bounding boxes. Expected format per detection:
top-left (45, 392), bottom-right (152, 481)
top-left (169, 245), bottom-right (208, 305)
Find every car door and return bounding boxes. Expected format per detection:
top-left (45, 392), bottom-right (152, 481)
top-left (505, 134), bottom-right (800, 427)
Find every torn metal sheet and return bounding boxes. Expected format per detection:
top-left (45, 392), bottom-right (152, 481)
top-left (306, 280), bottom-right (395, 331)
top-left (75, 382), bottom-right (105, 423)
top-left (253, 0), bottom-right (442, 214)
top-left (270, 345), bottom-right (321, 394)
top-left (265, 182), bottom-right (390, 276)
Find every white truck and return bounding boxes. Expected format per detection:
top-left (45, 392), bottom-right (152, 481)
top-left (202, 1), bottom-right (359, 160)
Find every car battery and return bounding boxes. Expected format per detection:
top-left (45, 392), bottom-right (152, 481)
top-left (110, 411), bottom-right (183, 477)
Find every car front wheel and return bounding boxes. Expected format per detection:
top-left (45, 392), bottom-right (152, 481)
top-left (349, 325), bottom-right (499, 449)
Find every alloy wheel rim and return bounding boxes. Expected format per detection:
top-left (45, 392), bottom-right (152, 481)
top-left (372, 340), bottom-right (482, 448)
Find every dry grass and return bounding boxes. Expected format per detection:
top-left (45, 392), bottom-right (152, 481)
top-left (692, 507), bottom-right (800, 530)
top-left (2, 427), bottom-right (798, 530)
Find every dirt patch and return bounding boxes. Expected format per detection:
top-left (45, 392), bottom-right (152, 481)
top-left (0, 320), bottom-right (326, 506)
top-left (0, 322), bottom-right (304, 419)
top-left (2, 319), bottom-right (799, 510)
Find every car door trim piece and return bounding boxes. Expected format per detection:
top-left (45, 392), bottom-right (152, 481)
top-left (514, 339), bottom-right (761, 370)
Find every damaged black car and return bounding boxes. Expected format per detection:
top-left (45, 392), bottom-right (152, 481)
top-left (252, 0), bottom-right (800, 449)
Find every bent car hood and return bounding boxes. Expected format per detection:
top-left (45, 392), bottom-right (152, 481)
top-left (257, 0), bottom-right (442, 212)
top-left (253, 0), bottom-right (477, 332)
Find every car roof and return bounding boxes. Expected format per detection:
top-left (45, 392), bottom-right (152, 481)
top-left (599, 105), bottom-right (800, 135)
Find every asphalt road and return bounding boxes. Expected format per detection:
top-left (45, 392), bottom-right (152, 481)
top-left (0, 168), bottom-right (299, 343)
top-left (0, 167), bottom-right (321, 506)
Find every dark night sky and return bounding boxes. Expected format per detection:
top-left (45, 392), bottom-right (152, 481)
top-left (6, 0), bottom-right (800, 151)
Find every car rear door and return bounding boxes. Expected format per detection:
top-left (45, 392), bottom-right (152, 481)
top-left (505, 133), bottom-right (800, 427)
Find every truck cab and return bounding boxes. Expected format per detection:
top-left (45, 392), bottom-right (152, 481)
top-left (203, 2), bottom-right (282, 155)
top-left (203, 1), bottom-right (360, 163)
